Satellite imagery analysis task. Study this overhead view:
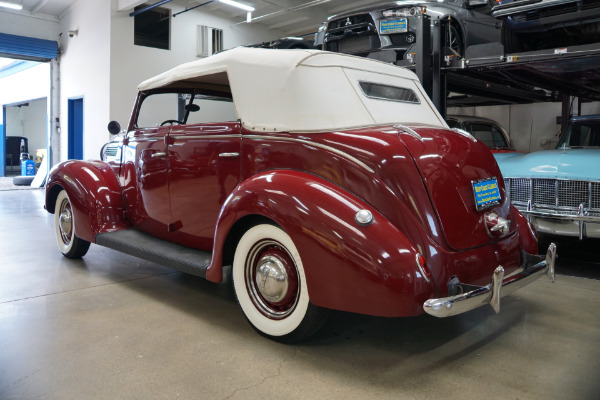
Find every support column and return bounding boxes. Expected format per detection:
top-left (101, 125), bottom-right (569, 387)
top-left (415, 14), bottom-right (432, 99)
top-left (431, 18), bottom-right (446, 118)
top-left (561, 95), bottom-right (570, 134)
top-left (50, 58), bottom-right (61, 168)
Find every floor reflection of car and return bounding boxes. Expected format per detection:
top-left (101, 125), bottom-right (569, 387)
top-left (495, 115), bottom-right (600, 239)
top-left (446, 115), bottom-right (515, 153)
top-left (315, 0), bottom-right (504, 64)
top-left (492, 0), bottom-right (600, 53)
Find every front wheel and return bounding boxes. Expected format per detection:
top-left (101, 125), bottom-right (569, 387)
top-left (232, 224), bottom-right (329, 343)
top-left (443, 20), bottom-right (463, 57)
top-left (54, 190), bottom-right (90, 259)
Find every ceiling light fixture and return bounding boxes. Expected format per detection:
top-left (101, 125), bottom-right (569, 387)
top-left (219, 0), bottom-right (254, 12)
top-left (0, 1), bottom-right (23, 10)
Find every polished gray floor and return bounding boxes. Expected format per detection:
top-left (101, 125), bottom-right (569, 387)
top-left (1, 189), bottom-right (600, 400)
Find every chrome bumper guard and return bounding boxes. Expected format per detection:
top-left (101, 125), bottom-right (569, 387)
top-left (423, 243), bottom-right (557, 318)
top-left (517, 204), bottom-right (599, 240)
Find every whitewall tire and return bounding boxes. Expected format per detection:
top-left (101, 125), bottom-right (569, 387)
top-left (54, 190), bottom-right (90, 259)
top-left (232, 224), bottom-right (329, 342)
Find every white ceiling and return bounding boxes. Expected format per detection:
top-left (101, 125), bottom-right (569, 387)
top-left (13, 0), bottom-right (390, 36)
top-left (16, 0), bottom-right (75, 17)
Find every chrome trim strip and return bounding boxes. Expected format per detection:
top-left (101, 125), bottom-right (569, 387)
top-left (393, 124), bottom-right (423, 141)
top-left (219, 152), bottom-right (239, 158)
top-left (127, 138), bottom-right (160, 143)
top-left (423, 243), bottom-right (557, 318)
top-left (579, 204), bottom-right (585, 240)
top-left (170, 134), bottom-right (243, 140)
top-left (245, 135), bottom-right (375, 174)
top-left (514, 208), bottom-right (600, 223)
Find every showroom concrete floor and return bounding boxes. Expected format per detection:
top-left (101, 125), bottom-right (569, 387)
top-left (1, 189), bottom-right (600, 400)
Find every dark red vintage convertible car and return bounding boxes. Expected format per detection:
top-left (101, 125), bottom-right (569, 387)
top-left (46, 47), bottom-right (556, 342)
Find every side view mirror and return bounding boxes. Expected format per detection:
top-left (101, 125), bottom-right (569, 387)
top-left (185, 104), bottom-right (200, 112)
top-left (465, 0), bottom-right (489, 9)
top-left (107, 121), bottom-right (121, 135)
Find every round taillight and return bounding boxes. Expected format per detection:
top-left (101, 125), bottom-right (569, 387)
top-left (416, 253), bottom-right (432, 283)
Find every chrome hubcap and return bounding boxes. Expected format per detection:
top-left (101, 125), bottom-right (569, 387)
top-left (255, 255), bottom-right (289, 303)
top-left (58, 200), bottom-right (73, 246)
top-left (245, 239), bottom-right (299, 319)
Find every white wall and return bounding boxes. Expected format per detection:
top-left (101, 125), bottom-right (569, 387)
top-left (5, 98), bottom-right (47, 154)
top-left (2, 1), bottom-right (287, 163)
top-left (109, 1), bottom-right (286, 129)
top-left (0, 63), bottom-right (50, 125)
top-left (59, 0), bottom-right (111, 161)
top-left (448, 101), bottom-right (600, 152)
top-left (0, 10), bottom-right (60, 41)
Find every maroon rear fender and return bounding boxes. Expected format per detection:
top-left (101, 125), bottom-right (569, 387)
top-left (45, 160), bottom-right (130, 242)
top-left (207, 170), bottom-right (438, 317)
top-left (513, 206), bottom-right (539, 255)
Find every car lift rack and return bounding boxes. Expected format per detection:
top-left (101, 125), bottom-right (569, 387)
top-left (399, 15), bottom-right (600, 126)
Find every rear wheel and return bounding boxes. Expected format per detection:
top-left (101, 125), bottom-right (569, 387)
top-left (502, 24), bottom-right (520, 53)
top-left (232, 224), bottom-right (329, 343)
top-left (446, 23), bottom-right (463, 55)
top-left (442, 20), bottom-right (463, 57)
top-left (54, 190), bottom-right (90, 259)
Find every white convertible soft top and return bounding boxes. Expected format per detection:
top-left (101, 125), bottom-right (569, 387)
top-left (138, 47), bottom-right (446, 132)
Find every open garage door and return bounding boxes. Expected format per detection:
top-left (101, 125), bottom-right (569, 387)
top-left (0, 33), bottom-right (56, 177)
top-left (0, 33), bottom-right (58, 62)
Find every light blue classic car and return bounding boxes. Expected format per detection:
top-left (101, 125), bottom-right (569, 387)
top-left (495, 115), bottom-right (600, 239)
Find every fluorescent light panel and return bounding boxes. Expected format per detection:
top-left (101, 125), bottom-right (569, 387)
top-left (219, 0), bottom-right (255, 12)
top-left (0, 1), bottom-right (22, 10)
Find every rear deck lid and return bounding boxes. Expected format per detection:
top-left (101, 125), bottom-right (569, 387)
top-left (398, 125), bottom-right (516, 250)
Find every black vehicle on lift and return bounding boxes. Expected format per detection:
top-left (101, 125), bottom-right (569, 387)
top-left (314, 0), bottom-right (504, 64)
top-left (245, 37), bottom-right (315, 50)
top-left (492, 0), bottom-right (600, 53)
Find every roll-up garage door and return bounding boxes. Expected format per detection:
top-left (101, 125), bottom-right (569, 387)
top-left (0, 33), bottom-right (58, 62)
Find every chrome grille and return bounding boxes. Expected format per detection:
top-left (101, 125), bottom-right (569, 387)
top-left (105, 145), bottom-right (119, 157)
top-left (506, 178), bottom-right (600, 211)
top-left (327, 14), bottom-right (374, 30)
top-left (507, 178), bottom-right (530, 203)
top-left (533, 179), bottom-right (555, 207)
top-left (338, 34), bottom-right (380, 54)
top-left (593, 182), bottom-right (600, 209)
top-left (559, 181), bottom-right (588, 208)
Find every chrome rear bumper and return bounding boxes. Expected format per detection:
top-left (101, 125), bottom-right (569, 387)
top-left (423, 243), bottom-right (557, 318)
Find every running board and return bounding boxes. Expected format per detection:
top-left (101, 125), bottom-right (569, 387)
top-left (95, 229), bottom-right (211, 278)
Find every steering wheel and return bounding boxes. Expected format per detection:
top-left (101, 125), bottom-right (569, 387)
top-left (160, 120), bottom-right (181, 126)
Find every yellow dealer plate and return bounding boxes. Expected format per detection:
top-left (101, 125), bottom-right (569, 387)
top-left (472, 177), bottom-right (501, 211)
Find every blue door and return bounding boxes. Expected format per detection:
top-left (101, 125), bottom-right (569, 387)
top-left (68, 98), bottom-right (83, 160)
top-left (0, 118), bottom-right (6, 176)
top-left (1, 106), bottom-right (5, 177)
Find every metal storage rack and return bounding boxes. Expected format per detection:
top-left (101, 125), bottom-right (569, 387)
top-left (398, 15), bottom-right (600, 124)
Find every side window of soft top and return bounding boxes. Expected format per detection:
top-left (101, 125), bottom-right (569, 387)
top-left (136, 92), bottom-right (238, 128)
top-left (183, 94), bottom-right (237, 125)
top-left (136, 92), bottom-right (179, 128)
top-left (136, 78), bottom-right (238, 128)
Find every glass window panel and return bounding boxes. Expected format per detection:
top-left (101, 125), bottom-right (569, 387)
top-left (137, 93), bottom-right (179, 128)
top-left (359, 81), bottom-right (420, 104)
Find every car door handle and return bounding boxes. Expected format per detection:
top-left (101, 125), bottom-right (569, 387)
top-left (219, 152), bottom-right (239, 158)
top-left (151, 152), bottom-right (166, 158)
